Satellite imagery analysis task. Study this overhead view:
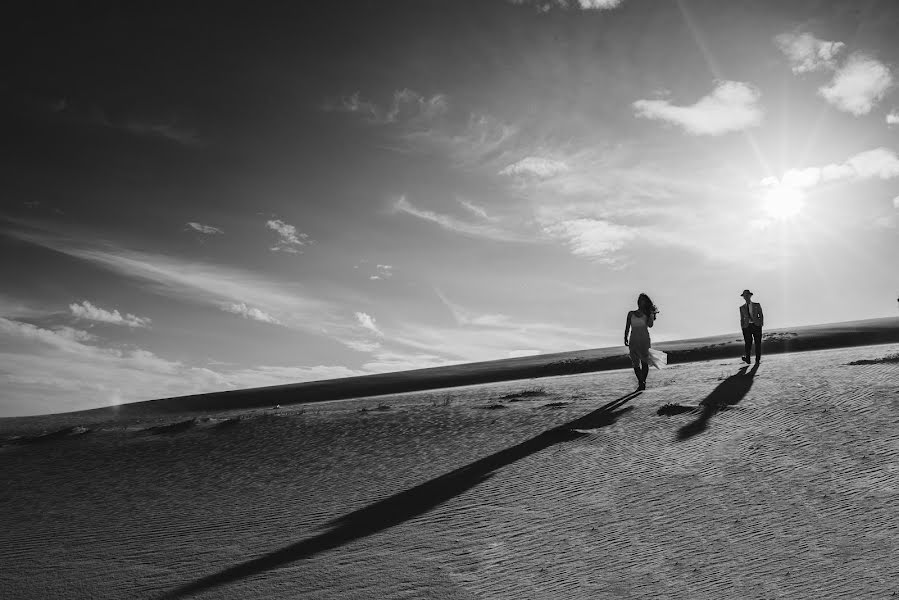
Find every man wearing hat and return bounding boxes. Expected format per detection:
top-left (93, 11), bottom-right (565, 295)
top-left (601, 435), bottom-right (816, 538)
top-left (739, 289), bottom-right (764, 364)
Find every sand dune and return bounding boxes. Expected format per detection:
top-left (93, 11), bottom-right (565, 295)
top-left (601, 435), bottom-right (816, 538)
top-left (7, 317), bottom-right (897, 427)
top-left (1, 339), bottom-right (898, 599)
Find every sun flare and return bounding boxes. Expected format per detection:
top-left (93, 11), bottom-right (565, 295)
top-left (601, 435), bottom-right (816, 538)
top-left (761, 184), bottom-right (805, 220)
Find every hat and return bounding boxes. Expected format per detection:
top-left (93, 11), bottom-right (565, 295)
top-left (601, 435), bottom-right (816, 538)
top-left (741, 289), bottom-right (753, 297)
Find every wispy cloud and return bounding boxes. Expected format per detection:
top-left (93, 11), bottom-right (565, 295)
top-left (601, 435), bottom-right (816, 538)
top-left (0, 316), bottom-right (228, 414)
top-left (326, 89), bottom-right (448, 125)
top-left (266, 219), bottom-right (309, 253)
top-left (186, 222), bottom-right (224, 235)
top-left (6, 229), bottom-right (335, 332)
top-left (355, 311), bottom-right (383, 336)
top-left (69, 300), bottom-right (151, 328)
top-left (542, 218), bottom-right (636, 263)
top-left (500, 156), bottom-right (570, 179)
top-left (457, 199), bottom-right (493, 221)
top-left (774, 31), bottom-right (845, 73)
top-left (819, 53), bottom-right (893, 116)
top-left (393, 196), bottom-right (527, 242)
top-left (122, 119), bottom-right (200, 146)
top-left (509, 0), bottom-right (623, 11)
top-left (369, 264), bottom-right (394, 280)
top-left (221, 302), bottom-right (280, 324)
top-left (435, 289), bottom-right (511, 327)
top-left (404, 111), bottom-right (520, 168)
top-left (633, 80), bottom-right (763, 135)
top-left (886, 110), bottom-right (899, 125)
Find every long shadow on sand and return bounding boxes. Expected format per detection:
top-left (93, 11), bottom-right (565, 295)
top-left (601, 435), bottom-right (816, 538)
top-left (162, 390), bottom-right (641, 599)
top-left (677, 363), bottom-right (759, 441)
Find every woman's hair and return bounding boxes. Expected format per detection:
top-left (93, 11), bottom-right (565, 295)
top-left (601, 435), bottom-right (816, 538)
top-left (637, 293), bottom-right (658, 316)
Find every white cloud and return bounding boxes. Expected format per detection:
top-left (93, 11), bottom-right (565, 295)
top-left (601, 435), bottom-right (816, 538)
top-left (509, 0), bottom-right (622, 10)
top-left (887, 110), bottom-right (899, 125)
top-left (758, 148), bottom-right (899, 225)
top-left (542, 218), bottom-right (636, 262)
top-left (393, 196), bottom-right (526, 241)
top-left (633, 81), bottom-right (763, 135)
top-left (768, 148), bottom-right (899, 190)
top-left (500, 156), bottom-right (570, 179)
top-left (221, 302), bottom-right (280, 324)
top-left (893, 196), bottom-right (899, 209)
top-left (774, 31), bottom-right (845, 73)
top-left (69, 300), bottom-right (151, 328)
top-left (355, 311), bottom-right (383, 336)
top-left (266, 219), bottom-right (309, 253)
top-left (819, 53), bottom-right (893, 116)
top-left (186, 222), bottom-right (224, 235)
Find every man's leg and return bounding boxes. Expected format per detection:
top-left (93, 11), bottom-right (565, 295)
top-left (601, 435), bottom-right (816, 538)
top-left (752, 325), bottom-right (762, 362)
top-left (742, 327), bottom-right (753, 362)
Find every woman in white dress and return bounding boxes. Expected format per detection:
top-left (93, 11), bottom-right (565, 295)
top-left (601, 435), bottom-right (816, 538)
top-left (624, 293), bottom-right (667, 390)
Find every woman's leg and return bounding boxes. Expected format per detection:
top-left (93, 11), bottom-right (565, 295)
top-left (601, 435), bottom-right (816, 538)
top-left (640, 362), bottom-right (649, 383)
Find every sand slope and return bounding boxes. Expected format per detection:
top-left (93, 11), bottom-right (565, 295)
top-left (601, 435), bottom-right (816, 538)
top-left (1, 343), bottom-right (898, 599)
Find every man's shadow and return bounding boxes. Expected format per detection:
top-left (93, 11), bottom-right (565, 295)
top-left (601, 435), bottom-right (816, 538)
top-left (161, 390), bottom-right (642, 599)
top-left (677, 363), bottom-right (759, 441)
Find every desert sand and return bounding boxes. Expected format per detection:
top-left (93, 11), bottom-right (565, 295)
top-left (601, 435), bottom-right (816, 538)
top-left (1, 330), bottom-right (898, 598)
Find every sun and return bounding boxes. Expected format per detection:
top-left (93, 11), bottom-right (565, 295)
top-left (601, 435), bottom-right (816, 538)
top-left (761, 184), bottom-right (805, 220)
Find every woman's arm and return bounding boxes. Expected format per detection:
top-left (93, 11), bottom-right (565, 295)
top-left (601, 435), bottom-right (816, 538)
top-left (647, 312), bottom-right (655, 328)
top-left (624, 311), bottom-right (631, 345)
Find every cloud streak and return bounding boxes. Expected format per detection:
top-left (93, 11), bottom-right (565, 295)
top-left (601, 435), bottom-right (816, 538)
top-left (633, 81), bottom-right (763, 135)
top-left (509, 0), bottom-right (623, 11)
top-left (186, 222), bottom-right (224, 235)
top-left (393, 196), bottom-right (527, 242)
top-left (69, 300), bottom-right (152, 328)
top-left (500, 156), bottom-right (570, 179)
top-left (5, 229), bottom-right (335, 333)
top-left (326, 89), bottom-right (448, 125)
top-left (221, 302), bottom-right (280, 324)
top-left (266, 219), bottom-right (309, 253)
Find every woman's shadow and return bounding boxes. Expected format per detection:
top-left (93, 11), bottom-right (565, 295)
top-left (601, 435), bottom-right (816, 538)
top-left (677, 363), bottom-right (759, 441)
top-left (160, 390), bottom-right (641, 599)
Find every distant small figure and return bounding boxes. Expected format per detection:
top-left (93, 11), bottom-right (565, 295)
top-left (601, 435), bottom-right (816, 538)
top-left (624, 293), bottom-right (667, 390)
top-left (739, 289), bottom-right (764, 364)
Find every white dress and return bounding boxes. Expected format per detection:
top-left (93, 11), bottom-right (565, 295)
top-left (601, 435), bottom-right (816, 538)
top-left (629, 313), bottom-right (667, 369)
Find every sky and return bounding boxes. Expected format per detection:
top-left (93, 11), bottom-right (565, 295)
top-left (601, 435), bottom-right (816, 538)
top-left (1, 0), bottom-right (898, 417)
